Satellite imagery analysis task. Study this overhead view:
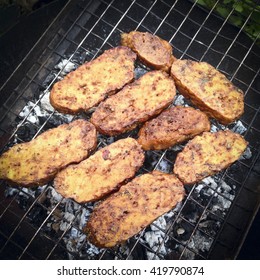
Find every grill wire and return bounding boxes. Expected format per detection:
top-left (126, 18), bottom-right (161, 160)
top-left (0, 0), bottom-right (259, 260)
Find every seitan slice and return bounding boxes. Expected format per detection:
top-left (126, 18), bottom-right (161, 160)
top-left (50, 46), bottom-right (136, 114)
top-left (170, 59), bottom-right (244, 124)
top-left (54, 138), bottom-right (145, 203)
top-left (138, 106), bottom-right (211, 150)
top-left (0, 120), bottom-right (97, 187)
top-left (173, 130), bottom-right (247, 184)
top-left (85, 170), bottom-right (185, 248)
top-left (91, 71), bottom-right (176, 136)
top-left (121, 31), bottom-right (175, 72)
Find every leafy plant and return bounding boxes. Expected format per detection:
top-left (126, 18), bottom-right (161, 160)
top-left (196, 0), bottom-right (260, 44)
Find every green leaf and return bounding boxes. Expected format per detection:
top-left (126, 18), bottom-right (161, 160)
top-left (234, 4), bottom-right (243, 13)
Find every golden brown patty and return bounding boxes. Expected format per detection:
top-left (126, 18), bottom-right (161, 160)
top-left (0, 120), bottom-right (97, 187)
top-left (54, 138), bottom-right (144, 203)
top-left (50, 46), bottom-right (136, 114)
top-left (170, 59), bottom-right (244, 124)
top-left (138, 106), bottom-right (211, 150)
top-left (85, 170), bottom-right (185, 248)
top-left (121, 31), bottom-right (175, 72)
top-left (173, 130), bottom-right (247, 184)
top-left (91, 71), bottom-right (176, 136)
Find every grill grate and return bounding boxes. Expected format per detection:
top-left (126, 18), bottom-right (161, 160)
top-left (0, 0), bottom-right (259, 260)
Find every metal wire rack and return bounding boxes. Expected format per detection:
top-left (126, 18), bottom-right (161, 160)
top-left (0, 0), bottom-right (259, 260)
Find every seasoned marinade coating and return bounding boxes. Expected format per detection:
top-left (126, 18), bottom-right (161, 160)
top-left (0, 120), bottom-right (97, 187)
top-left (54, 138), bottom-right (144, 203)
top-left (138, 106), bottom-right (210, 150)
top-left (121, 31), bottom-right (175, 72)
top-left (173, 130), bottom-right (247, 185)
top-left (91, 71), bottom-right (176, 136)
top-left (85, 171), bottom-right (185, 248)
top-left (170, 60), bottom-right (244, 124)
top-left (50, 46), bottom-right (136, 114)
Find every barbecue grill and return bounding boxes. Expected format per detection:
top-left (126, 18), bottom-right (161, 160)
top-left (0, 0), bottom-right (259, 260)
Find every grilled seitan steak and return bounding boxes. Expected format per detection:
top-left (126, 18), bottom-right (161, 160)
top-left (0, 120), bottom-right (97, 187)
top-left (173, 130), bottom-right (247, 184)
top-left (170, 60), bottom-right (244, 124)
top-left (91, 71), bottom-right (176, 136)
top-left (50, 46), bottom-right (136, 114)
top-left (85, 170), bottom-right (185, 248)
top-left (121, 31), bottom-right (175, 72)
top-left (138, 106), bottom-right (210, 150)
top-left (54, 138), bottom-right (144, 203)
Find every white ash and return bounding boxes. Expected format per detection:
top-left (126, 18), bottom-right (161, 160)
top-left (213, 180), bottom-right (235, 211)
top-left (20, 186), bottom-right (37, 197)
top-left (199, 219), bottom-right (221, 230)
top-left (64, 226), bottom-right (101, 259)
top-left (181, 247), bottom-right (196, 259)
top-left (4, 185), bottom-right (38, 199)
top-left (16, 91), bottom-right (73, 137)
top-left (170, 144), bottom-right (183, 152)
top-left (174, 94), bottom-right (186, 106)
top-left (63, 227), bottom-right (86, 259)
top-left (210, 123), bottom-right (226, 132)
top-left (195, 177), bottom-right (236, 212)
top-left (64, 199), bottom-right (81, 213)
top-left (55, 59), bottom-right (76, 76)
top-left (4, 187), bottom-right (19, 197)
top-left (144, 230), bottom-right (165, 260)
top-left (212, 195), bottom-right (232, 212)
top-left (230, 120), bottom-right (247, 134)
top-left (39, 91), bottom-right (54, 112)
top-left (45, 188), bottom-right (102, 259)
top-left (188, 231), bottom-right (213, 253)
top-left (19, 101), bottom-right (43, 125)
top-left (117, 244), bottom-right (132, 260)
top-left (177, 227), bottom-right (185, 235)
top-left (143, 209), bottom-right (178, 259)
top-left (155, 158), bottom-right (172, 173)
top-left (151, 215), bottom-right (167, 232)
top-left (202, 176), bottom-right (218, 190)
top-left (241, 146), bottom-right (252, 160)
top-left (211, 120), bottom-right (247, 134)
top-left (62, 203), bottom-right (102, 259)
top-left (50, 187), bottom-right (63, 203)
top-left (78, 207), bottom-right (91, 230)
top-left (194, 183), bottom-right (204, 193)
top-left (60, 212), bottom-right (75, 231)
top-left (174, 201), bottom-right (184, 214)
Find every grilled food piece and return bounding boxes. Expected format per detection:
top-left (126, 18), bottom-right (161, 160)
top-left (91, 71), bottom-right (176, 136)
top-left (54, 138), bottom-right (144, 203)
top-left (170, 59), bottom-right (244, 124)
top-left (121, 31), bottom-right (175, 72)
top-left (173, 130), bottom-right (247, 184)
top-left (85, 171), bottom-right (185, 248)
top-left (50, 46), bottom-right (136, 114)
top-left (0, 120), bottom-right (97, 187)
top-left (138, 106), bottom-right (211, 150)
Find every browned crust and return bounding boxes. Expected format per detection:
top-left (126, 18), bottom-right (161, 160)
top-left (91, 71), bottom-right (176, 136)
top-left (121, 31), bottom-right (175, 72)
top-left (170, 59), bottom-right (244, 125)
top-left (173, 130), bottom-right (248, 185)
top-left (50, 46), bottom-right (136, 114)
top-left (138, 106), bottom-right (211, 150)
top-left (85, 170), bottom-right (185, 248)
top-left (0, 120), bottom-right (97, 187)
top-left (54, 138), bottom-right (145, 203)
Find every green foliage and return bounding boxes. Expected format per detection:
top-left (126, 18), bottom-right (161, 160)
top-left (196, 0), bottom-right (260, 44)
